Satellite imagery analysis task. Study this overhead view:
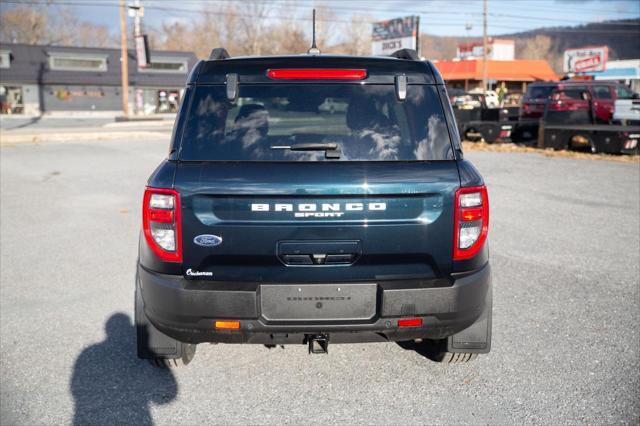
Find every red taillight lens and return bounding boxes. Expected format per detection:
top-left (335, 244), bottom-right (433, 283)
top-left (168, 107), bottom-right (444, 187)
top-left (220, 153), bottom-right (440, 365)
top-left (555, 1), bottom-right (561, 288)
top-left (142, 187), bottom-right (182, 263)
top-left (453, 185), bottom-right (489, 261)
top-left (148, 208), bottom-right (173, 223)
top-left (398, 318), bottom-right (423, 328)
top-left (266, 68), bottom-right (367, 80)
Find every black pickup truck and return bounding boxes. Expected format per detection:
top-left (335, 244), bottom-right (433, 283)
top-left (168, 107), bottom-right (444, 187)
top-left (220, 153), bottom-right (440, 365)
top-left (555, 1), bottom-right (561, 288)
top-left (450, 92), bottom-right (519, 143)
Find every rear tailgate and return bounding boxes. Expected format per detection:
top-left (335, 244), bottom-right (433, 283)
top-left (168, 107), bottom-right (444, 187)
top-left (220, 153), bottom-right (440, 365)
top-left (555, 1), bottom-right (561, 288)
top-left (177, 162), bottom-right (460, 282)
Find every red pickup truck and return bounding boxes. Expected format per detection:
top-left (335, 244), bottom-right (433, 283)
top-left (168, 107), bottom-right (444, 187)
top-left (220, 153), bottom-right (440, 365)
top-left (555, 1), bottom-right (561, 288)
top-left (521, 81), bottom-right (636, 123)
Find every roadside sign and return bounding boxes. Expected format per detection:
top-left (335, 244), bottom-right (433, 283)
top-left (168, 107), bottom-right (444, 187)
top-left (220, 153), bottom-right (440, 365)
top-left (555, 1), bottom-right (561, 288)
top-left (372, 16), bottom-right (420, 56)
top-left (135, 34), bottom-right (151, 68)
top-left (563, 46), bottom-right (608, 73)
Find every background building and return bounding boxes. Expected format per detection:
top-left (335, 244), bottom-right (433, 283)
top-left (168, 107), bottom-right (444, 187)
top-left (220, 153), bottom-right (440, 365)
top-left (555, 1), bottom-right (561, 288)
top-left (456, 38), bottom-right (515, 61)
top-left (0, 43), bottom-right (197, 115)
top-left (585, 59), bottom-right (640, 92)
top-left (434, 58), bottom-right (558, 93)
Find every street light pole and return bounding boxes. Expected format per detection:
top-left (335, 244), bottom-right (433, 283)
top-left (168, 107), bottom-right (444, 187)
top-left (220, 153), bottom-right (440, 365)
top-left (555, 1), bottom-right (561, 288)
top-left (130, 0), bottom-right (142, 37)
top-left (119, 0), bottom-right (129, 118)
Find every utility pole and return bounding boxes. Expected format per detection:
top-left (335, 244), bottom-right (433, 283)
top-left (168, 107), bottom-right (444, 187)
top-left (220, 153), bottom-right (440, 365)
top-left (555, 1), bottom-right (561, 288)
top-left (119, 0), bottom-right (129, 118)
top-left (130, 0), bottom-right (142, 38)
top-left (482, 0), bottom-right (488, 95)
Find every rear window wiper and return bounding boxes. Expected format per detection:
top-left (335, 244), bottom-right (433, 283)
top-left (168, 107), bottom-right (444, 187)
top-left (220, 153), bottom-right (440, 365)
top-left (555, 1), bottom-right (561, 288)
top-left (271, 143), bottom-right (341, 159)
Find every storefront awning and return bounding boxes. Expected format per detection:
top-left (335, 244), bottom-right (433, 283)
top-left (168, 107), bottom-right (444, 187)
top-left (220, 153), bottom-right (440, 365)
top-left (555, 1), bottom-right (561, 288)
top-left (434, 59), bottom-right (559, 82)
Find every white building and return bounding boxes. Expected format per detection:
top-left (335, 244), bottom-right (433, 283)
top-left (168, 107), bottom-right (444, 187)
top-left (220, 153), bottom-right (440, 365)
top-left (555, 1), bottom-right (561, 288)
top-left (586, 59), bottom-right (640, 92)
top-left (456, 39), bottom-right (515, 61)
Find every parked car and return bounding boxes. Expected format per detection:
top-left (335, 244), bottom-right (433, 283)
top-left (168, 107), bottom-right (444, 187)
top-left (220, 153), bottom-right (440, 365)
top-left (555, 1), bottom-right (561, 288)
top-left (452, 92), bottom-right (484, 109)
top-left (521, 80), bottom-right (637, 123)
top-left (318, 97), bottom-right (348, 114)
top-left (136, 48), bottom-right (492, 367)
top-left (470, 89), bottom-right (499, 108)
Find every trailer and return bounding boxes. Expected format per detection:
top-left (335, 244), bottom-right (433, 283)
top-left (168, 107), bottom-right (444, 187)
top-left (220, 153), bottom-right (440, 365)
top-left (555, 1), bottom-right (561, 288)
top-left (538, 89), bottom-right (640, 155)
top-left (453, 103), bottom-right (519, 143)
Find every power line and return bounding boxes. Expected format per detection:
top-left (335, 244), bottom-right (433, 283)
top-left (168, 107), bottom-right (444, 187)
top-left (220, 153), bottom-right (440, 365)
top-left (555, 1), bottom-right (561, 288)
top-left (3, 0), bottom-right (639, 34)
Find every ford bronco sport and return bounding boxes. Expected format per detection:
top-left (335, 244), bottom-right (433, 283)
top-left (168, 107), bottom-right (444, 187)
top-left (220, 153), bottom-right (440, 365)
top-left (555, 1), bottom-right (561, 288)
top-left (136, 48), bottom-right (492, 367)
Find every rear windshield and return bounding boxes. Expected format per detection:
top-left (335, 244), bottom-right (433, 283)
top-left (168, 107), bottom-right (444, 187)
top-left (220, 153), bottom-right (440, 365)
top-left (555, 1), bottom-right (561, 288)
top-left (526, 85), bottom-right (556, 100)
top-left (179, 84), bottom-right (453, 161)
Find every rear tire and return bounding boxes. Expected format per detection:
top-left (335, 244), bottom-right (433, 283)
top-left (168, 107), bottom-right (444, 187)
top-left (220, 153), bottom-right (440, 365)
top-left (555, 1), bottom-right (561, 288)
top-left (135, 269), bottom-right (196, 368)
top-left (464, 127), bottom-right (482, 142)
top-left (432, 349), bottom-right (478, 364)
top-left (400, 338), bottom-right (479, 363)
top-left (149, 343), bottom-right (196, 368)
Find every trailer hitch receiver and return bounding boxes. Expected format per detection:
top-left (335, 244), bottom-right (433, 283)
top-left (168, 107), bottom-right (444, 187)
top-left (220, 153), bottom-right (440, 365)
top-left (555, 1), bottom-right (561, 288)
top-left (306, 334), bottom-right (329, 354)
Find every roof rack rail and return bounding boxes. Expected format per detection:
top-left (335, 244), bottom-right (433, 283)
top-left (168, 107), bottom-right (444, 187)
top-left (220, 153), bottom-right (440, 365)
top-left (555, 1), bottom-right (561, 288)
top-left (209, 48), bottom-right (230, 60)
top-left (389, 49), bottom-right (420, 61)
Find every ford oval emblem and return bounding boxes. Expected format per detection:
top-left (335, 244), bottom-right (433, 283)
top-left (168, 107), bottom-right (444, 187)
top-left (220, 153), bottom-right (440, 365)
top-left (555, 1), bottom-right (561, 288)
top-left (193, 234), bottom-right (223, 247)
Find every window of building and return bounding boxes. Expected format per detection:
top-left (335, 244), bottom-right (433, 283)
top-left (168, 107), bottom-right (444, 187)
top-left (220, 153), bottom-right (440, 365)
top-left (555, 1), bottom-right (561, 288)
top-left (0, 50), bottom-right (10, 69)
top-left (139, 57), bottom-right (188, 73)
top-left (49, 53), bottom-right (108, 72)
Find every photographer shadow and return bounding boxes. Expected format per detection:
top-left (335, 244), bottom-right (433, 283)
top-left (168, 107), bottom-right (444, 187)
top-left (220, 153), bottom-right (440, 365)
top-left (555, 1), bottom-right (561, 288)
top-left (70, 313), bottom-right (177, 426)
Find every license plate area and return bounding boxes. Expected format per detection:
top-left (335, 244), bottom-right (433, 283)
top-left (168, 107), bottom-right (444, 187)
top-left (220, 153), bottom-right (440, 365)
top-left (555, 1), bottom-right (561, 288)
top-left (260, 283), bottom-right (377, 322)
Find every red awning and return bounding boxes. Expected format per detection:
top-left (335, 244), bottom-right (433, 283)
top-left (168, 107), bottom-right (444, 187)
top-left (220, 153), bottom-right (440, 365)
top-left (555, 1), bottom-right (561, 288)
top-left (434, 59), bottom-right (558, 82)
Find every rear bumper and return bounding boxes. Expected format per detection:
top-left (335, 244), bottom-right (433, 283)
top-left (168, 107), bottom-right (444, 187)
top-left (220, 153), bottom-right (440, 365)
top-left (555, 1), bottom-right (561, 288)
top-left (138, 263), bottom-right (491, 344)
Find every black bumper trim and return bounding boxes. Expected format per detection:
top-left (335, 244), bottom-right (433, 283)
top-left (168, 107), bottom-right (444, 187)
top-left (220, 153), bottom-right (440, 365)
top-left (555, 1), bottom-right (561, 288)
top-left (138, 263), bottom-right (491, 344)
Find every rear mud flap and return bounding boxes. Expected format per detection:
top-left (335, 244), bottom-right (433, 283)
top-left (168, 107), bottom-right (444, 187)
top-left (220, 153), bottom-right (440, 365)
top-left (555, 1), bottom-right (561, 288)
top-left (136, 273), bottom-right (189, 359)
top-left (447, 284), bottom-right (492, 354)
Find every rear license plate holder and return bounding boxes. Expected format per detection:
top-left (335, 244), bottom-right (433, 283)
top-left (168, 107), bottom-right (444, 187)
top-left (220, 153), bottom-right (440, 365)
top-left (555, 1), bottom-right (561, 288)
top-left (260, 283), bottom-right (377, 322)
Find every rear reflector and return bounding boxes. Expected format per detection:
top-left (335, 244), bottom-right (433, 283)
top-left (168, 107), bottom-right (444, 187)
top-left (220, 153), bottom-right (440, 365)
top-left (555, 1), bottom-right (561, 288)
top-left (215, 320), bottom-right (240, 330)
top-left (266, 68), bottom-right (367, 80)
top-left (398, 318), bottom-right (423, 328)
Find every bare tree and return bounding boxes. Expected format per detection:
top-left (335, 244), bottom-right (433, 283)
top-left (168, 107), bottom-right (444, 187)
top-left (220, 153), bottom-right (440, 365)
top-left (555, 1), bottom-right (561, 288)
top-left (340, 14), bottom-right (372, 55)
top-left (517, 35), bottom-right (553, 60)
top-left (1, 5), bottom-right (51, 44)
top-left (0, 5), bottom-right (114, 47)
top-left (233, 1), bottom-right (272, 56)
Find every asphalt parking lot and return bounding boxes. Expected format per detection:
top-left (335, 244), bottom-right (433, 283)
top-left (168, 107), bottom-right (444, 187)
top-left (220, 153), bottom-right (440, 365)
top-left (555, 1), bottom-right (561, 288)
top-left (1, 138), bottom-right (638, 425)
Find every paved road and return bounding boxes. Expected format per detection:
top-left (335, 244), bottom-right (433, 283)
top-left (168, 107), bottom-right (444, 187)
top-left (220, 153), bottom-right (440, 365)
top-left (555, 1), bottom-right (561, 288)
top-left (0, 115), bottom-right (176, 131)
top-left (1, 139), bottom-right (638, 425)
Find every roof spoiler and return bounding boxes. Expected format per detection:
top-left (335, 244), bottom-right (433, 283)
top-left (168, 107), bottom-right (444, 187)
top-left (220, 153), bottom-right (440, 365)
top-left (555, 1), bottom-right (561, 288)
top-left (209, 48), bottom-right (230, 60)
top-left (389, 49), bottom-right (420, 61)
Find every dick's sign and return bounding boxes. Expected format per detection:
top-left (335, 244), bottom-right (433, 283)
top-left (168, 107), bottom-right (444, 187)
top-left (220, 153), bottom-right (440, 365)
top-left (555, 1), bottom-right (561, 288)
top-left (563, 46), bottom-right (608, 73)
top-left (372, 16), bottom-right (420, 56)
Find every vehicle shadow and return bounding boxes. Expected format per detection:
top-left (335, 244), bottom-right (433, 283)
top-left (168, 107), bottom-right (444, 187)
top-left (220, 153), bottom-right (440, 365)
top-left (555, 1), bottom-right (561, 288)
top-left (70, 313), bottom-right (177, 426)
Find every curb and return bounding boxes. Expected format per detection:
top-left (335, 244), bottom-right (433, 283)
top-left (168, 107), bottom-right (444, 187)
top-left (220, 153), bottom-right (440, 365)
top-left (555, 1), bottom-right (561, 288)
top-left (0, 131), bottom-right (170, 146)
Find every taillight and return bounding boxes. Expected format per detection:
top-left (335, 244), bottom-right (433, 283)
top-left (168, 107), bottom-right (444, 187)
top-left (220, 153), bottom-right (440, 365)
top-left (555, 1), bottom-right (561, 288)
top-left (453, 185), bottom-right (489, 261)
top-left (266, 69), bottom-right (367, 80)
top-left (142, 187), bottom-right (182, 262)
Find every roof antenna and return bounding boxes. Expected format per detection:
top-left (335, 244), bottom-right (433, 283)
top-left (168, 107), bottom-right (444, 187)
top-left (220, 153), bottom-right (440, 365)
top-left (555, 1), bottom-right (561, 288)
top-left (307, 8), bottom-right (321, 55)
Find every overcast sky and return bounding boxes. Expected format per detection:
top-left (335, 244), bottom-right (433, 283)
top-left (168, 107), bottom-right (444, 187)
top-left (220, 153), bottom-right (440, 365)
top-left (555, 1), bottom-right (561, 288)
top-left (5, 0), bottom-right (640, 37)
